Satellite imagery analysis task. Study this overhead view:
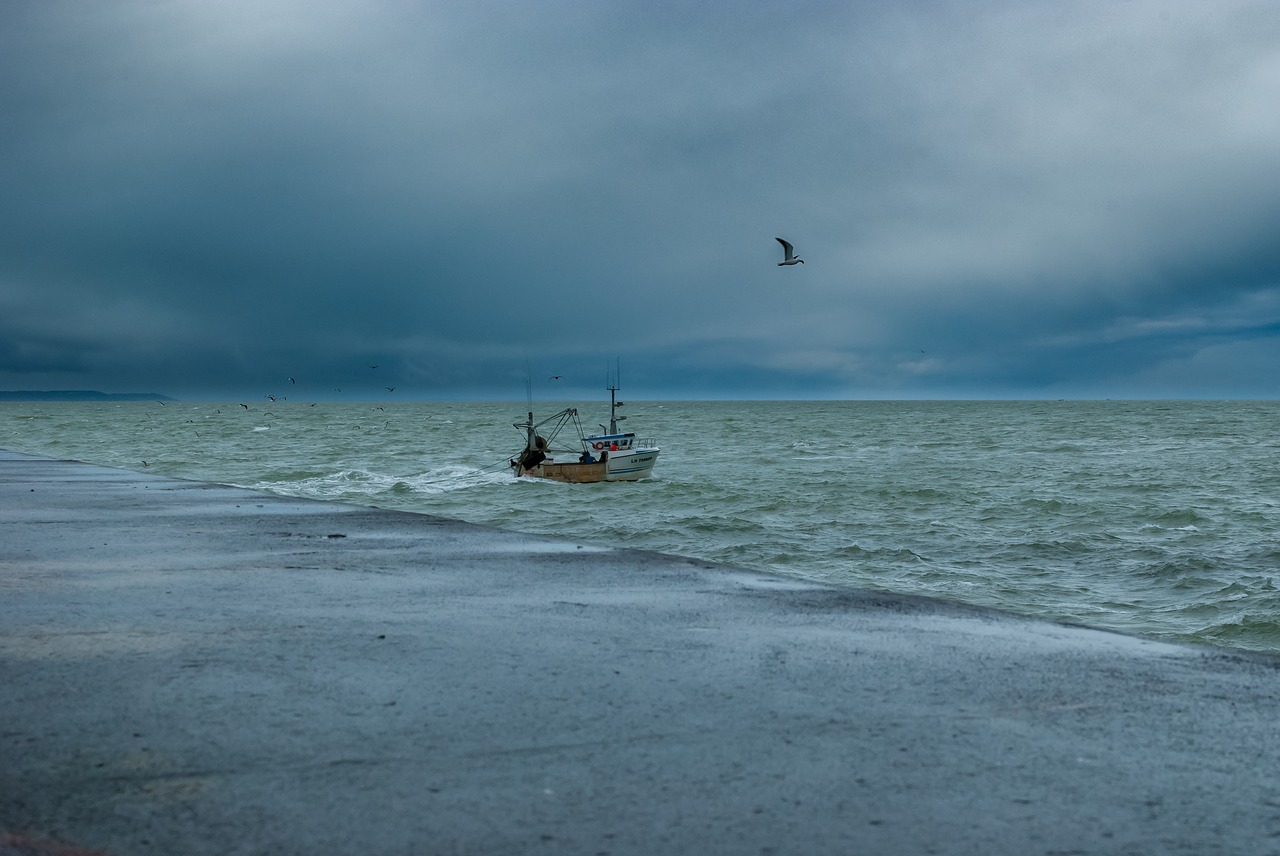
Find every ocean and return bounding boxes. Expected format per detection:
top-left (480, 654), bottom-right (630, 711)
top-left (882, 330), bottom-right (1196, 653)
top-left (4, 399), bottom-right (1279, 653)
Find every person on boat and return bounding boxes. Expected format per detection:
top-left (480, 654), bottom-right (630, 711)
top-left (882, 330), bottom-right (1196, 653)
top-left (579, 450), bottom-right (596, 464)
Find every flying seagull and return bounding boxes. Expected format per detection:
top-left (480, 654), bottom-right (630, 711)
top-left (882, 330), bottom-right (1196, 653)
top-left (549, 375), bottom-right (564, 381)
top-left (775, 237), bottom-right (804, 266)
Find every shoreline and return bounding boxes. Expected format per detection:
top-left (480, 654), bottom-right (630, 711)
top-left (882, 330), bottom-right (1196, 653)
top-left (3, 448), bottom-right (1278, 854)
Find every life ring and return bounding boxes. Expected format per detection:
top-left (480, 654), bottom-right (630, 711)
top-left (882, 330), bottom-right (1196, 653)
top-left (591, 441), bottom-right (605, 451)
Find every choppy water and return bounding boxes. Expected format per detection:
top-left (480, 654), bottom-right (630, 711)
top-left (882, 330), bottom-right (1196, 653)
top-left (4, 399), bottom-right (1279, 652)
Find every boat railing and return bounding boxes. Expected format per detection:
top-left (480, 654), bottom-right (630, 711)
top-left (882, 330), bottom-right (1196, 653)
top-left (580, 436), bottom-right (659, 452)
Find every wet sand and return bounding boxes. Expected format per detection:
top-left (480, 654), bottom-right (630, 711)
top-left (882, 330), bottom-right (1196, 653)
top-left (2, 448), bottom-right (1278, 855)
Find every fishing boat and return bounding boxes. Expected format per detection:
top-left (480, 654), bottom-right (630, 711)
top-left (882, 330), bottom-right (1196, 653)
top-left (510, 382), bottom-right (659, 483)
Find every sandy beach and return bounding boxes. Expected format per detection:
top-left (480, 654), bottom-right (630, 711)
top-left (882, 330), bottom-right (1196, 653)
top-left (2, 448), bottom-right (1278, 855)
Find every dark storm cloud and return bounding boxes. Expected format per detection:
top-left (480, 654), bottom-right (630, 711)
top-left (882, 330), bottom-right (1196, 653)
top-left (3, 0), bottom-right (1280, 399)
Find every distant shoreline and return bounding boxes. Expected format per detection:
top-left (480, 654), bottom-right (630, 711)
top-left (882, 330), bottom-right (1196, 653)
top-left (0, 390), bottom-right (174, 402)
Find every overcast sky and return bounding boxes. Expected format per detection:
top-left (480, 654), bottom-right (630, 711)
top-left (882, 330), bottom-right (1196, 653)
top-left (4, 1), bottom-right (1280, 400)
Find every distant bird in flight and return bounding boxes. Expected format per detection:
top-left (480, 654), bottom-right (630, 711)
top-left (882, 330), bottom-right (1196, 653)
top-left (775, 237), bottom-right (804, 266)
top-left (289, 377), bottom-right (296, 384)
top-left (370, 365), bottom-right (379, 369)
top-left (386, 387), bottom-right (396, 393)
top-left (240, 403), bottom-right (249, 409)
top-left (549, 375), bottom-right (564, 381)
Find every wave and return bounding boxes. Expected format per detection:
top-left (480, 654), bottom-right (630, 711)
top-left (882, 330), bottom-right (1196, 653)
top-left (1194, 613), bottom-right (1280, 652)
top-left (246, 464), bottom-right (509, 502)
top-left (6, 399), bottom-right (1280, 654)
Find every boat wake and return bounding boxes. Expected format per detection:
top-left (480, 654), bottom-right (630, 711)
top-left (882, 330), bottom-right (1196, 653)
top-left (245, 465), bottom-right (508, 503)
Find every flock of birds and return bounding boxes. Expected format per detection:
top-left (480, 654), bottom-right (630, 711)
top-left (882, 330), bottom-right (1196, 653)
top-left (129, 235), bottom-right (803, 468)
top-left (230, 238), bottom-right (806, 409)
top-left (234, 364), bottom-right (402, 411)
top-left (132, 235), bottom-right (808, 468)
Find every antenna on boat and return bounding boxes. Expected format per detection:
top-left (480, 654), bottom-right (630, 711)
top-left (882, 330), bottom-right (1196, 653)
top-left (523, 362), bottom-right (535, 449)
top-left (606, 357), bottom-right (622, 434)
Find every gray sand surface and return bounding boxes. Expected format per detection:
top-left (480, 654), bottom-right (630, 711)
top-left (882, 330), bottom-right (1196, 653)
top-left (2, 449), bottom-right (1278, 855)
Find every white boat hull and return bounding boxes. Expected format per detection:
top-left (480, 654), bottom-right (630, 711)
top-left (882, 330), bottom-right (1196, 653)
top-left (602, 448), bottom-right (659, 481)
top-left (521, 447), bottom-right (659, 483)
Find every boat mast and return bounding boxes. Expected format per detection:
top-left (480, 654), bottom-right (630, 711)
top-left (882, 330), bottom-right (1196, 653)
top-left (607, 359), bottom-right (621, 434)
top-left (608, 383), bottom-right (618, 434)
top-left (516, 370), bottom-right (538, 456)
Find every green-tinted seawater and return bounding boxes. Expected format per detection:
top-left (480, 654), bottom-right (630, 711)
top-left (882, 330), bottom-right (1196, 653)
top-left (4, 399), bottom-right (1279, 652)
